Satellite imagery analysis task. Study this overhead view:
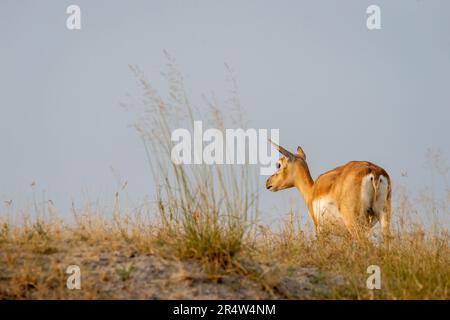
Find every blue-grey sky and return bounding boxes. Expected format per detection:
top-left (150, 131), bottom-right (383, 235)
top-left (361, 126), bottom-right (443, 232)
top-left (1, 1), bottom-right (449, 224)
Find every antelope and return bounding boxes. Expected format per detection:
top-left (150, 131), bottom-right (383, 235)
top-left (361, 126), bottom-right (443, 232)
top-left (266, 141), bottom-right (391, 243)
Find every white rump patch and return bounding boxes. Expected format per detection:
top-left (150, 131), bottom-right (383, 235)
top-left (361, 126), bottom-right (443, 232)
top-left (361, 174), bottom-right (375, 210)
top-left (361, 174), bottom-right (389, 224)
top-left (373, 175), bottom-right (388, 213)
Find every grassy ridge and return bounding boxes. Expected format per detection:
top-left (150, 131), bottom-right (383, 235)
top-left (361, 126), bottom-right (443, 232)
top-left (0, 205), bottom-right (449, 299)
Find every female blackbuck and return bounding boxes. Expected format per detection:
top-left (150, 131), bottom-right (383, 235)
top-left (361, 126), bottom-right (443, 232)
top-left (266, 141), bottom-right (391, 243)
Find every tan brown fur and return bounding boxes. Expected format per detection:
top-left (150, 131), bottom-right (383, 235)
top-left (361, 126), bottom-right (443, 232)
top-left (266, 145), bottom-right (391, 243)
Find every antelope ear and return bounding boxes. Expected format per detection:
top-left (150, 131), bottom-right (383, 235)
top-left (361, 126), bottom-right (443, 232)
top-left (297, 146), bottom-right (306, 160)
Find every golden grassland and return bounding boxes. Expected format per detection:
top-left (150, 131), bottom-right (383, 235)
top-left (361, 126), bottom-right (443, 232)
top-left (0, 200), bottom-right (449, 299)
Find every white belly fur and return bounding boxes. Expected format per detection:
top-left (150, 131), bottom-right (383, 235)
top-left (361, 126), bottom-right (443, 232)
top-left (312, 197), bottom-right (346, 231)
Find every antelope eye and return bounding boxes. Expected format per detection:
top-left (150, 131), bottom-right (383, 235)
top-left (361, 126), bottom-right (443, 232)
top-left (276, 162), bottom-right (281, 169)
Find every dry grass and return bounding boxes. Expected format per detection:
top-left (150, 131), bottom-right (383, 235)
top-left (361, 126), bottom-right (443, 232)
top-left (252, 211), bottom-right (450, 299)
top-left (1, 56), bottom-right (449, 299)
top-left (0, 197), bottom-right (448, 299)
top-left (128, 54), bottom-right (259, 271)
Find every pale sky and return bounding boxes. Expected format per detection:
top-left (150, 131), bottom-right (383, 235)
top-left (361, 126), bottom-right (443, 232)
top-left (1, 1), bottom-right (449, 225)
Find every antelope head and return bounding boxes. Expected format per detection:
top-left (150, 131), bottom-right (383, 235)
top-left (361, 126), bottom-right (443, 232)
top-left (265, 140), bottom-right (308, 192)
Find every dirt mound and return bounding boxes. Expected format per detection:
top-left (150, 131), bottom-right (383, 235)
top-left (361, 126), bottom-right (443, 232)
top-left (0, 240), bottom-right (339, 299)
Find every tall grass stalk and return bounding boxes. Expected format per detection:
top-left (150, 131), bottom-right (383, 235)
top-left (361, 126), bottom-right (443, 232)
top-left (129, 54), bottom-right (258, 268)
